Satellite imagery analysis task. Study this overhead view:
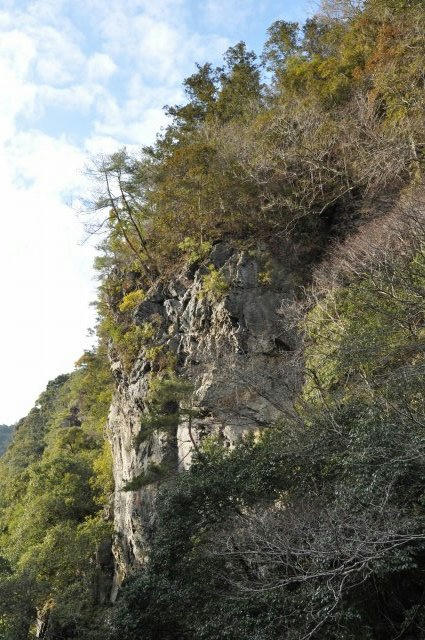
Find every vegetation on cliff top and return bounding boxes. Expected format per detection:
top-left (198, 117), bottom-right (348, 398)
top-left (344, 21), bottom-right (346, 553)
top-left (90, 0), bottom-right (425, 376)
top-left (1, 0), bottom-right (425, 637)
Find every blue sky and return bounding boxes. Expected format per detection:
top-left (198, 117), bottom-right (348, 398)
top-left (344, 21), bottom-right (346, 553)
top-left (0, 0), bottom-right (314, 424)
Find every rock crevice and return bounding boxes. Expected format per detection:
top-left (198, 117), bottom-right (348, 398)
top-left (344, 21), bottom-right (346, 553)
top-left (108, 244), bottom-right (301, 597)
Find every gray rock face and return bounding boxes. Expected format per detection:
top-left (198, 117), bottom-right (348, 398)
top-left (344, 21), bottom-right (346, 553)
top-left (0, 425), bottom-right (13, 456)
top-left (108, 244), bottom-right (301, 598)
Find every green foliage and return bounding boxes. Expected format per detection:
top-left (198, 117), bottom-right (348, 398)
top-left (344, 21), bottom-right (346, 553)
top-left (0, 567), bottom-right (36, 640)
top-left (262, 20), bottom-right (299, 71)
top-left (135, 374), bottom-right (193, 450)
top-left (99, 315), bottom-right (146, 373)
top-left (138, 321), bottom-right (155, 341)
top-left (119, 289), bottom-right (145, 312)
top-left (198, 265), bottom-right (229, 302)
top-left (214, 42), bottom-right (261, 123)
top-left (89, 0), bottom-right (425, 312)
top-left (122, 463), bottom-right (170, 491)
top-left (303, 249), bottom-right (425, 403)
top-left (0, 350), bottom-right (114, 639)
top-left (178, 236), bottom-right (213, 265)
top-left (109, 433), bottom-right (288, 640)
top-left (257, 257), bottom-right (274, 286)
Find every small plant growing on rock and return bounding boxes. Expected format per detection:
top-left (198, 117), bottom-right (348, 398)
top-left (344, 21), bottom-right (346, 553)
top-left (134, 373), bottom-right (196, 452)
top-left (198, 264), bottom-right (229, 302)
top-left (122, 462), bottom-right (170, 491)
top-left (119, 326), bottom-right (146, 372)
top-left (119, 289), bottom-right (145, 313)
top-left (178, 236), bottom-right (212, 265)
top-left (139, 321), bottom-right (155, 341)
top-left (258, 269), bottom-right (273, 285)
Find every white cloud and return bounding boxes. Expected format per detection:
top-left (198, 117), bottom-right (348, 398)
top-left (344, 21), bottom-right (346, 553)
top-left (0, 30), bottom-right (36, 140)
top-left (0, 132), bottom-right (96, 424)
top-left (0, 0), bottom-right (313, 423)
top-left (87, 53), bottom-right (117, 82)
top-left (91, 1), bottom-right (229, 84)
top-left (203, 0), bottom-right (261, 27)
top-left (33, 26), bottom-right (85, 85)
top-left (0, 0), bottom-right (227, 423)
top-left (0, 6), bottom-right (96, 423)
top-left (84, 134), bottom-right (126, 155)
top-left (8, 130), bottom-right (84, 194)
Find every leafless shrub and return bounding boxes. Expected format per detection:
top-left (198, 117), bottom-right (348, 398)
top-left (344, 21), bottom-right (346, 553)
top-left (211, 92), bottom-right (414, 244)
top-left (312, 186), bottom-right (425, 291)
top-left (318, 0), bottom-right (364, 22)
top-left (212, 493), bottom-right (425, 639)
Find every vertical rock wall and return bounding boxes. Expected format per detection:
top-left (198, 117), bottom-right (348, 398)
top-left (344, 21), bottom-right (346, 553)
top-left (108, 244), bottom-right (301, 598)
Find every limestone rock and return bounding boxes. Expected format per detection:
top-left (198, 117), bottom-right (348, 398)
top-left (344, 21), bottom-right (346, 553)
top-left (108, 244), bottom-right (301, 597)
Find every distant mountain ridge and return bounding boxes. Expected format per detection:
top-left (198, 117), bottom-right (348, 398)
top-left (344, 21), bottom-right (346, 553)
top-left (0, 424), bottom-right (13, 456)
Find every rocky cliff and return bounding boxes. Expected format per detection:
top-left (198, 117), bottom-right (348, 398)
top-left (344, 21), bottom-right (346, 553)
top-left (0, 424), bottom-right (13, 456)
top-left (108, 243), bottom-right (302, 597)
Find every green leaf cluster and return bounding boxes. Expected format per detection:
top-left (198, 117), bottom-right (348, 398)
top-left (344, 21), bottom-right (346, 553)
top-left (0, 350), bottom-right (114, 639)
top-left (118, 289), bottom-right (145, 312)
top-left (135, 374), bottom-right (193, 451)
top-left (198, 265), bottom-right (229, 302)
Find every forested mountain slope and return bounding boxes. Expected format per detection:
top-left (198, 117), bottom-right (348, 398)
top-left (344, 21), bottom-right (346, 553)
top-left (1, 0), bottom-right (425, 638)
top-left (0, 357), bottom-right (113, 638)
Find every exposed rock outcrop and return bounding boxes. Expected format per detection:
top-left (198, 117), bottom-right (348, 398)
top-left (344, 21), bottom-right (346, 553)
top-left (0, 424), bottom-right (13, 456)
top-left (108, 244), bottom-right (301, 598)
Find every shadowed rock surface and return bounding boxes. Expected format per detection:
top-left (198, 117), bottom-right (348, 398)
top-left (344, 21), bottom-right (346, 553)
top-left (0, 425), bottom-right (13, 456)
top-left (108, 244), bottom-right (303, 595)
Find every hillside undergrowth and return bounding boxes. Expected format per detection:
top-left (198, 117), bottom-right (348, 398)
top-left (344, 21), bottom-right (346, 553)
top-left (1, 0), bottom-right (425, 638)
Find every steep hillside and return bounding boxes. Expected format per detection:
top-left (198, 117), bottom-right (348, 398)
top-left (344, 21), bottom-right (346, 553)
top-left (109, 241), bottom-right (302, 595)
top-left (0, 425), bottom-right (13, 456)
top-left (0, 354), bottom-right (113, 639)
top-left (106, 196), bottom-right (425, 640)
top-left (1, 1), bottom-right (425, 638)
